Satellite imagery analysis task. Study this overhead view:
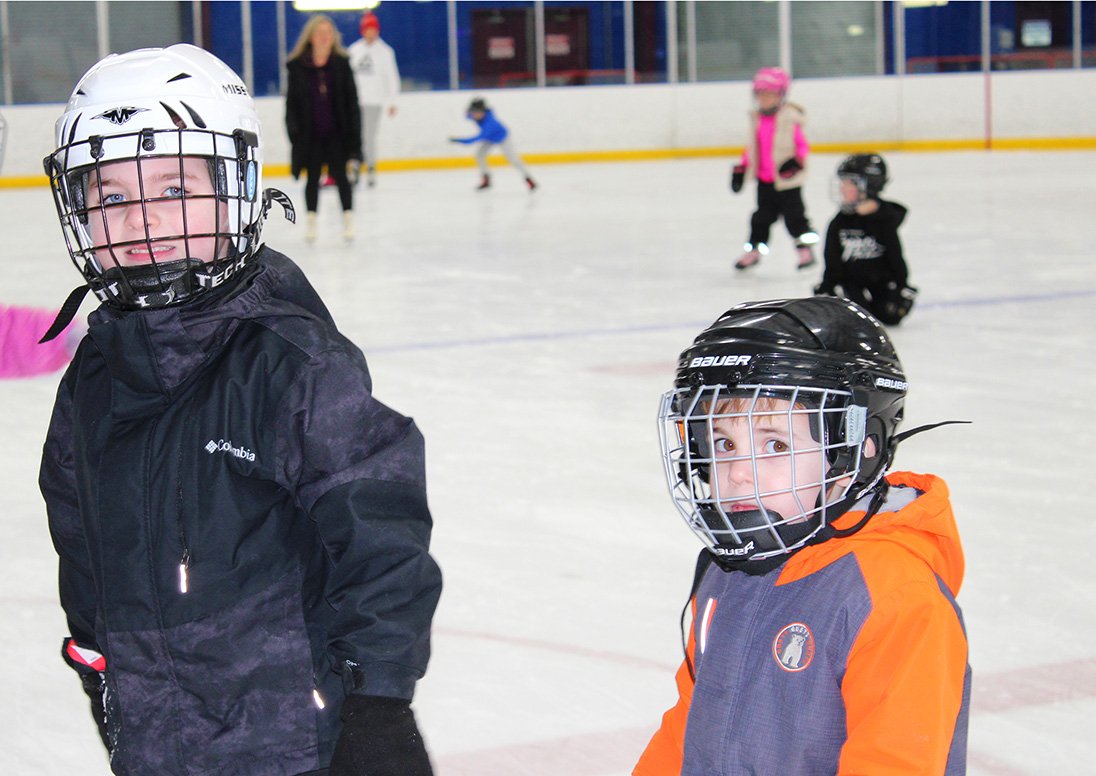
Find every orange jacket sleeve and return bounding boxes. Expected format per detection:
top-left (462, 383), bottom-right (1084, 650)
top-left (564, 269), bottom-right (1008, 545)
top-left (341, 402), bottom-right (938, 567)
top-left (838, 578), bottom-right (969, 774)
top-left (633, 608), bottom-right (696, 776)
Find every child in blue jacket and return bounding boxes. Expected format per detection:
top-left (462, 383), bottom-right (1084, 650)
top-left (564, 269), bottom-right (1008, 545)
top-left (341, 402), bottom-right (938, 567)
top-left (449, 97), bottom-right (536, 191)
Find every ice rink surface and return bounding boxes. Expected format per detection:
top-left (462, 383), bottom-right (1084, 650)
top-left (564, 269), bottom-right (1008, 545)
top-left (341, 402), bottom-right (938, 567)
top-left (2, 150), bottom-right (1094, 775)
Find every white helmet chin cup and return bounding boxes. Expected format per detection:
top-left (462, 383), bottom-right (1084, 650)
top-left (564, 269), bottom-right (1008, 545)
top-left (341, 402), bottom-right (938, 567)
top-left (45, 44), bottom-right (266, 309)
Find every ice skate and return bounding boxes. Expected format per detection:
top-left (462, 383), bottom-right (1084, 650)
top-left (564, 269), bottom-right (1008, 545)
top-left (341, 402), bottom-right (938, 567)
top-left (305, 212), bottom-right (317, 244)
top-left (342, 212), bottom-right (355, 242)
top-left (476, 174), bottom-right (491, 191)
top-left (735, 247), bottom-right (762, 270)
top-left (366, 165), bottom-right (376, 188)
top-left (526, 177), bottom-right (537, 191)
top-left (796, 245), bottom-right (817, 270)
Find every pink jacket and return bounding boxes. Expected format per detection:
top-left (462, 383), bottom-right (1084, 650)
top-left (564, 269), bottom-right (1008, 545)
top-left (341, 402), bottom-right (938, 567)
top-left (0, 304), bottom-right (80, 378)
top-left (739, 103), bottom-right (810, 190)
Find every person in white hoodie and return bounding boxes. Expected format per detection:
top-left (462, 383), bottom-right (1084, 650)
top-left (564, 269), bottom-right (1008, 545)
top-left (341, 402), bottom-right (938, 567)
top-left (348, 11), bottom-right (400, 188)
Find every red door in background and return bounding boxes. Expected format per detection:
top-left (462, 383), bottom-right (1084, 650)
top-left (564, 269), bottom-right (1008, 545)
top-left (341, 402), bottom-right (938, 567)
top-left (545, 8), bottom-right (589, 84)
top-left (472, 8), bottom-right (533, 87)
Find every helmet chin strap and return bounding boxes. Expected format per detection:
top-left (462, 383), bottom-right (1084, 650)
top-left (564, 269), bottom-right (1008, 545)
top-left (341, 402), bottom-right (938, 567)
top-left (706, 507), bottom-right (819, 575)
top-left (39, 283), bottom-right (91, 343)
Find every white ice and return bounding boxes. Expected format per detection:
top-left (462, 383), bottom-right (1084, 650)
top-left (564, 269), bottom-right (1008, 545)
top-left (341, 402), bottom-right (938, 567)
top-left (2, 151), bottom-right (1095, 775)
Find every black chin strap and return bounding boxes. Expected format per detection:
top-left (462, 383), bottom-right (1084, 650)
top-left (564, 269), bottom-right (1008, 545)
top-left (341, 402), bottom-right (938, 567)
top-left (263, 187), bottom-right (296, 224)
top-left (826, 482), bottom-right (889, 539)
top-left (819, 419), bottom-right (972, 542)
top-left (892, 419), bottom-right (972, 445)
top-left (39, 284), bottom-right (91, 343)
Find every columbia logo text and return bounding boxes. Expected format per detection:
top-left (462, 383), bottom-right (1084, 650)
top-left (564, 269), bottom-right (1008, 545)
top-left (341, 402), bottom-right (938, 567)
top-left (205, 439), bottom-right (256, 462)
top-left (689, 355), bottom-right (752, 368)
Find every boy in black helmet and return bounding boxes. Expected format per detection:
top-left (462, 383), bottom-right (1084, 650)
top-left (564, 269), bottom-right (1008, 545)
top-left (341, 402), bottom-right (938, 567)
top-left (448, 96), bottom-right (536, 191)
top-left (635, 297), bottom-right (969, 775)
top-left (814, 153), bottom-right (917, 325)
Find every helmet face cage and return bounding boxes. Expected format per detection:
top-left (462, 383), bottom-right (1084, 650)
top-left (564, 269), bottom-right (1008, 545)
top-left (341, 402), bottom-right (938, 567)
top-left (44, 45), bottom-right (265, 310)
top-left (46, 126), bottom-right (260, 310)
top-left (832, 173), bottom-right (865, 213)
top-left (658, 383), bottom-right (867, 561)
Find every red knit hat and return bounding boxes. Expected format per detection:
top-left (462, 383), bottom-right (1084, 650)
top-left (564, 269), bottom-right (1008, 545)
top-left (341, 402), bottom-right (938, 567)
top-left (360, 12), bottom-right (380, 35)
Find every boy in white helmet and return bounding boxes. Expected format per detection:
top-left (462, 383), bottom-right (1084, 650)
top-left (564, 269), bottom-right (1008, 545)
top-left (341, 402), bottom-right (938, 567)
top-left (39, 44), bottom-right (440, 776)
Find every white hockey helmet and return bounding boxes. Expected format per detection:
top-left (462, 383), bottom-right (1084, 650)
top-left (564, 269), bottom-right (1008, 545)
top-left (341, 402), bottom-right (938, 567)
top-left (44, 44), bottom-right (269, 309)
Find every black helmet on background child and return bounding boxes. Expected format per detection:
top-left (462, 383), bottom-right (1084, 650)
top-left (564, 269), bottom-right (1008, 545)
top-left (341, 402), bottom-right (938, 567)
top-left (43, 44), bottom-right (290, 312)
top-left (467, 97), bottom-right (488, 113)
top-left (657, 297), bottom-right (907, 569)
top-left (837, 153), bottom-right (889, 199)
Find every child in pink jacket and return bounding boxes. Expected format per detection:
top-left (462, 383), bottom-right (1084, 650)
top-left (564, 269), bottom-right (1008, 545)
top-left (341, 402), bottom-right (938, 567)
top-left (0, 303), bottom-right (81, 378)
top-left (730, 67), bottom-right (819, 272)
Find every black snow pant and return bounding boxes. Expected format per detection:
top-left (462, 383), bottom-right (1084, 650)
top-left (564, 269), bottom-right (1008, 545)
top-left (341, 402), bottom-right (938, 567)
top-left (303, 137), bottom-right (353, 213)
top-left (748, 182), bottom-right (814, 248)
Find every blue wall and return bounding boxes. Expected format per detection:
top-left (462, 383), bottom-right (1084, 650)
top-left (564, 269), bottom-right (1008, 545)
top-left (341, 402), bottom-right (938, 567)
top-left (208, 1), bottom-right (1095, 97)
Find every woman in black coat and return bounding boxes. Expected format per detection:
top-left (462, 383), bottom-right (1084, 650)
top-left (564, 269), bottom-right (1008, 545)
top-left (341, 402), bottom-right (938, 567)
top-left (286, 14), bottom-right (362, 242)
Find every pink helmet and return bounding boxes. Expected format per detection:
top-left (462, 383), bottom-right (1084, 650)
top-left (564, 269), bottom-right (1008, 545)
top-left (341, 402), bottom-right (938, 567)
top-left (753, 67), bottom-right (790, 94)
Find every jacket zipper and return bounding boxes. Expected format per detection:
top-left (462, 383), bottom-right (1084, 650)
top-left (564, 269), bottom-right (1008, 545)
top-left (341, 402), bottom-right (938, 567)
top-left (176, 418), bottom-right (192, 594)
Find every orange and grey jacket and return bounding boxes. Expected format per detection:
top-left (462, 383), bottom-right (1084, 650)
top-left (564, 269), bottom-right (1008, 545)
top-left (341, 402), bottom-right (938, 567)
top-left (635, 472), bottom-right (969, 775)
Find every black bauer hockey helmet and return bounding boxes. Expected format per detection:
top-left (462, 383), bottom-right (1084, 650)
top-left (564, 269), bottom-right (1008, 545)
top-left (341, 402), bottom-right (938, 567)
top-left (657, 297), bottom-right (907, 569)
top-left (467, 97), bottom-right (488, 113)
top-left (837, 153), bottom-right (889, 199)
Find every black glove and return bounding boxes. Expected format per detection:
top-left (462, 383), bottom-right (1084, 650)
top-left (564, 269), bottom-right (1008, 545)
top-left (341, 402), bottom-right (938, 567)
top-left (79, 671), bottom-right (111, 751)
top-left (881, 282), bottom-right (918, 323)
top-left (730, 164), bottom-right (745, 193)
top-left (778, 158), bottom-right (803, 179)
top-left (330, 695), bottom-right (433, 776)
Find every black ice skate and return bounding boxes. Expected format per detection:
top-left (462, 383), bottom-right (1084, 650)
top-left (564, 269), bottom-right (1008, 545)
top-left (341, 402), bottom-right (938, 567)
top-left (526, 177), bottom-right (537, 191)
top-left (476, 174), bottom-right (491, 191)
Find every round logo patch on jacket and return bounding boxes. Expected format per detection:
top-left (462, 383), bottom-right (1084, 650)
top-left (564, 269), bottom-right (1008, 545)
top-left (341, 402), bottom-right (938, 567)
top-left (773, 622), bottom-right (815, 672)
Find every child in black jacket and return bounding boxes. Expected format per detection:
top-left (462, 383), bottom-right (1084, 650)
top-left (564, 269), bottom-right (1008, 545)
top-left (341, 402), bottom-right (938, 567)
top-left (814, 154), bottom-right (917, 324)
top-left (39, 44), bottom-right (439, 776)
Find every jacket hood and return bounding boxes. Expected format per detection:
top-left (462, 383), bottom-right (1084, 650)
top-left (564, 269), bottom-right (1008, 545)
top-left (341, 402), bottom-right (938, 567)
top-left (779, 471), bottom-right (964, 596)
top-left (878, 198), bottom-right (908, 227)
top-left (85, 248), bottom-right (334, 402)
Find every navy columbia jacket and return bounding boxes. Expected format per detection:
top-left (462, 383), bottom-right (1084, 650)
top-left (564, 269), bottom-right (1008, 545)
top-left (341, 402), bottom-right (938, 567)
top-left (40, 248), bottom-right (442, 775)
